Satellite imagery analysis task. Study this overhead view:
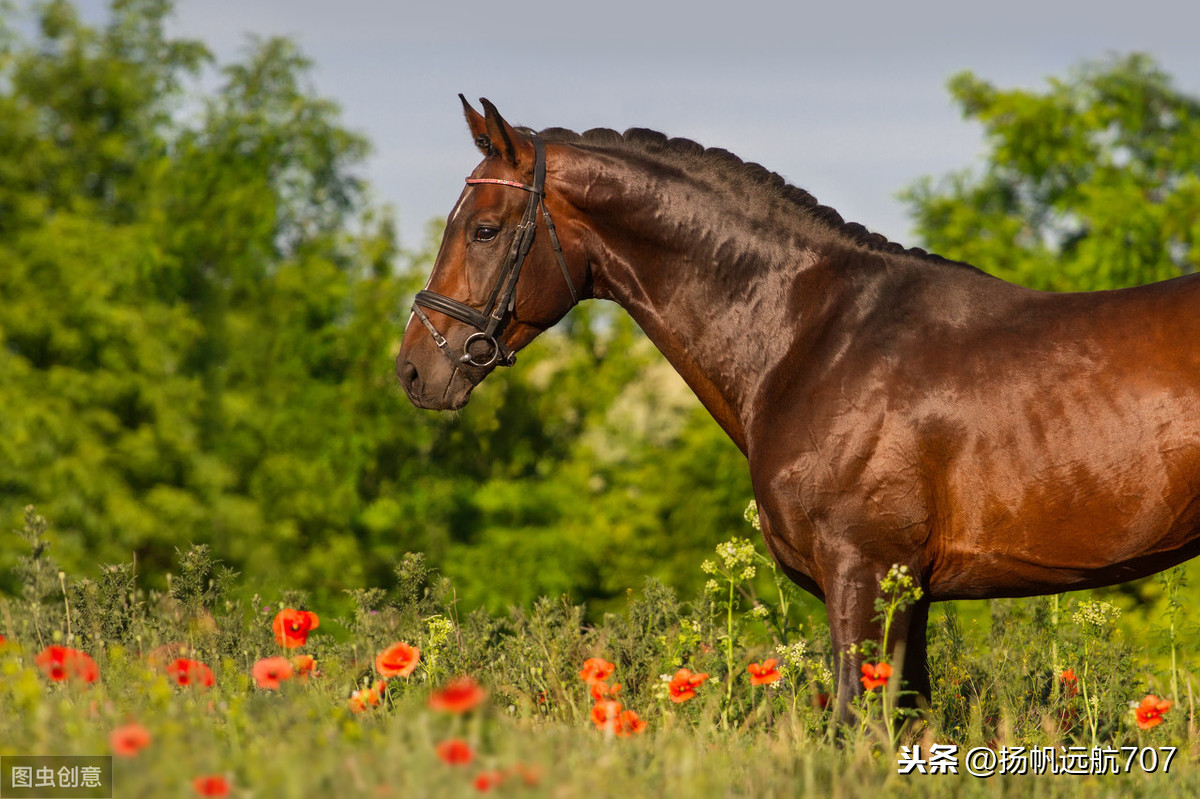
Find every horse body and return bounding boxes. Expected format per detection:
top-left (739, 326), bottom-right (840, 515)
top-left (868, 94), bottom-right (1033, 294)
top-left (397, 98), bottom-right (1200, 714)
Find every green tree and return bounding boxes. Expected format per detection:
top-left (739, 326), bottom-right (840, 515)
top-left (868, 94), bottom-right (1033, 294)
top-left (0, 0), bottom-right (765, 619)
top-left (903, 54), bottom-right (1200, 291)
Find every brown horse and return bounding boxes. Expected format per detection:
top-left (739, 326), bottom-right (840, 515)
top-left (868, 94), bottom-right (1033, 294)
top-left (397, 97), bottom-right (1200, 715)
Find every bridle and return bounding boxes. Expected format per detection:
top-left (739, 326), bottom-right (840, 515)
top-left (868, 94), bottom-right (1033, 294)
top-left (412, 134), bottom-right (578, 369)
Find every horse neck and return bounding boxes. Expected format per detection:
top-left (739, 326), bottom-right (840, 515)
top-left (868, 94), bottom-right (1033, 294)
top-left (558, 150), bottom-right (841, 453)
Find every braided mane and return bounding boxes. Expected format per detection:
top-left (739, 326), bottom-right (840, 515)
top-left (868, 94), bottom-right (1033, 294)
top-left (538, 125), bottom-right (951, 265)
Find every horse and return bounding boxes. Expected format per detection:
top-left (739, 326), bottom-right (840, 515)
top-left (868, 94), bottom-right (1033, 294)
top-left (396, 96), bottom-right (1200, 717)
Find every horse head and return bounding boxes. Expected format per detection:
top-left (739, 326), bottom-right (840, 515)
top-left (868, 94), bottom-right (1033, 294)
top-left (397, 97), bottom-right (586, 411)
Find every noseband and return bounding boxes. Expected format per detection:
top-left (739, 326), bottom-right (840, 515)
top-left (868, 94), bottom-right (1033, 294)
top-left (412, 135), bottom-right (578, 369)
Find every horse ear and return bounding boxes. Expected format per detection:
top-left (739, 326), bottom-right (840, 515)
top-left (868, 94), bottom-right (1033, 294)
top-left (479, 97), bottom-right (534, 168)
top-left (460, 94), bottom-right (492, 156)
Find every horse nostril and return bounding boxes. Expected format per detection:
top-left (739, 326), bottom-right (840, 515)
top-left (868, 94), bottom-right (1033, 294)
top-left (399, 360), bottom-right (419, 389)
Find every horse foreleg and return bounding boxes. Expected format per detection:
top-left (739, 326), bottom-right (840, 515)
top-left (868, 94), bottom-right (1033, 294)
top-left (827, 570), bottom-right (932, 724)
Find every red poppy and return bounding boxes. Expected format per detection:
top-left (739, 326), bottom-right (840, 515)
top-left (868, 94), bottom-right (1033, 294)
top-left (589, 680), bottom-right (622, 701)
top-left (349, 680), bottom-right (387, 713)
top-left (292, 654), bottom-right (316, 678)
top-left (375, 641), bottom-right (420, 678)
top-left (616, 709), bottom-right (648, 737)
top-left (35, 645), bottom-right (99, 683)
top-left (579, 657), bottom-right (615, 685)
top-left (860, 662), bottom-right (893, 691)
top-left (272, 608), bottom-right (319, 648)
top-left (429, 677), bottom-right (487, 713)
top-left (1136, 694), bottom-right (1171, 730)
top-left (1060, 668), bottom-right (1078, 697)
top-left (193, 774), bottom-right (230, 797)
top-left (252, 656), bottom-right (294, 690)
top-left (473, 770), bottom-right (504, 792)
top-left (668, 668), bottom-right (710, 703)
top-left (590, 699), bottom-right (622, 731)
top-left (436, 738), bottom-right (474, 765)
top-left (747, 658), bottom-right (782, 686)
top-left (109, 723), bottom-right (152, 757)
top-left (166, 658), bottom-right (216, 688)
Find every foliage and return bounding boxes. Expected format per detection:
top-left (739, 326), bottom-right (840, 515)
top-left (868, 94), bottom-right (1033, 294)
top-left (903, 54), bottom-right (1200, 291)
top-left (0, 0), bottom-right (754, 618)
top-left (0, 509), bottom-right (1196, 797)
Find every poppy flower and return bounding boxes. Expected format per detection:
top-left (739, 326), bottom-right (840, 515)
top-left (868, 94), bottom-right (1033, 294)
top-left (590, 699), bottom-right (622, 731)
top-left (252, 656), bottom-right (294, 690)
top-left (589, 680), bottom-right (621, 701)
top-left (747, 658), bottom-right (782, 686)
top-left (109, 723), bottom-right (152, 757)
top-left (616, 709), bottom-right (648, 737)
top-left (429, 677), bottom-right (487, 713)
top-left (166, 658), bottom-right (216, 688)
top-left (350, 681), bottom-right (387, 713)
top-left (1060, 668), bottom-right (1078, 697)
top-left (192, 774), bottom-right (231, 797)
top-left (35, 645), bottom-right (99, 683)
top-left (272, 608), bottom-right (320, 648)
top-left (292, 654), bottom-right (316, 678)
top-left (375, 641), bottom-right (420, 678)
top-left (860, 662), bottom-right (893, 691)
top-left (436, 738), bottom-right (474, 765)
top-left (473, 770), bottom-right (504, 792)
top-left (579, 657), bottom-right (615, 685)
top-left (1135, 695), bottom-right (1171, 730)
top-left (668, 668), bottom-right (710, 703)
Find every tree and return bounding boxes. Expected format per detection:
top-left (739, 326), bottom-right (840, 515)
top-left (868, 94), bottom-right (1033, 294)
top-left (903, 54), bottom-right (1200, 291)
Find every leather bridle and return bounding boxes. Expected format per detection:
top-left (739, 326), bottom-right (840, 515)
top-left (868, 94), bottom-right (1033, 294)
top-left (412, 134), bottom-right (578, 369)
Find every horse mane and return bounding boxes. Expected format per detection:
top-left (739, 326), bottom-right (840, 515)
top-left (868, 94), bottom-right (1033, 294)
top-left (537, 125), bottom-right (954, 266)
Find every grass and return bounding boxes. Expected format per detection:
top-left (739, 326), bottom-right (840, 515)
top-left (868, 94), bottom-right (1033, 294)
top-left (1, 504), bottom-right (1197, 797)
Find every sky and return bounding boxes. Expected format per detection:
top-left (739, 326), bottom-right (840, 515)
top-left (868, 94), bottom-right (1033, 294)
top-left (60, 1), bottom-right (1200, 251)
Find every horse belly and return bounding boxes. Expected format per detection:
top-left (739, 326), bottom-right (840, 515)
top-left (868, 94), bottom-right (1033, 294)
top-left (927, 381), bottom-right (1200, 599)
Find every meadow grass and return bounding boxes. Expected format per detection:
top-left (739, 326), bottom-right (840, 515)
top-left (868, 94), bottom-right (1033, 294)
top-left (1, 505), bottom-right (1197, 798)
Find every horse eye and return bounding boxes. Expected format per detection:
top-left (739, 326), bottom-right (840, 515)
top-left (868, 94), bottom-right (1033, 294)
top-left (474, 226), bottom-right (499, 242)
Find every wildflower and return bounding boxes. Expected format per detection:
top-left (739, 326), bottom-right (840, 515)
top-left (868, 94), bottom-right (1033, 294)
top-left (1060, 668), bottom-right (1078, 697)
top-left (166, 658), bottom-right (215, 688)
top-left (590, 699), bottom-right (622, 731)
top-left (375, 641), bottom-right (420, 678)
top-left (860, 662), bottom-right (893, 691)
top-left (473, 770), bottom-right (504, 792)
top-left (667, 668), bottom-right (710, 703)
top-left (1135, 695), bottom-right (1171, 730)
top-left (252, 656), bottom-right (294, 690)
top-left (272, 608), bottom-right (320, 648)
top-left (192, 774), bottom-right (231, 797)
top-left (35, 645), bottom-right (99, 683)
top-left (1072, 600), bottom-right (1121, 631)
top-left (579, 657), bottom-right (615, 685)
top-left (292, 654), bottom-right (316, 678)
top-left (510, 762), bottom-right (542, 787)
top-left (616, 708), bottom-right (648, 737)
top-left (429, 676), bottom-right (487, 713)
top-left (350, 681), bottom-right (387, 713)
top-left (589, 680), bottom-right (621, 701)
top-left (436, 738), bottom-right (474, 766)
top-left (109, 723), bottom-right (152, 757)
top-left (747, 658), bottom-right (782, 686)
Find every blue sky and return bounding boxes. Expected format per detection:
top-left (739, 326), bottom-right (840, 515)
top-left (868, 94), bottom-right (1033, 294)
top-left (63, 1), bottom-right (1200, 252)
